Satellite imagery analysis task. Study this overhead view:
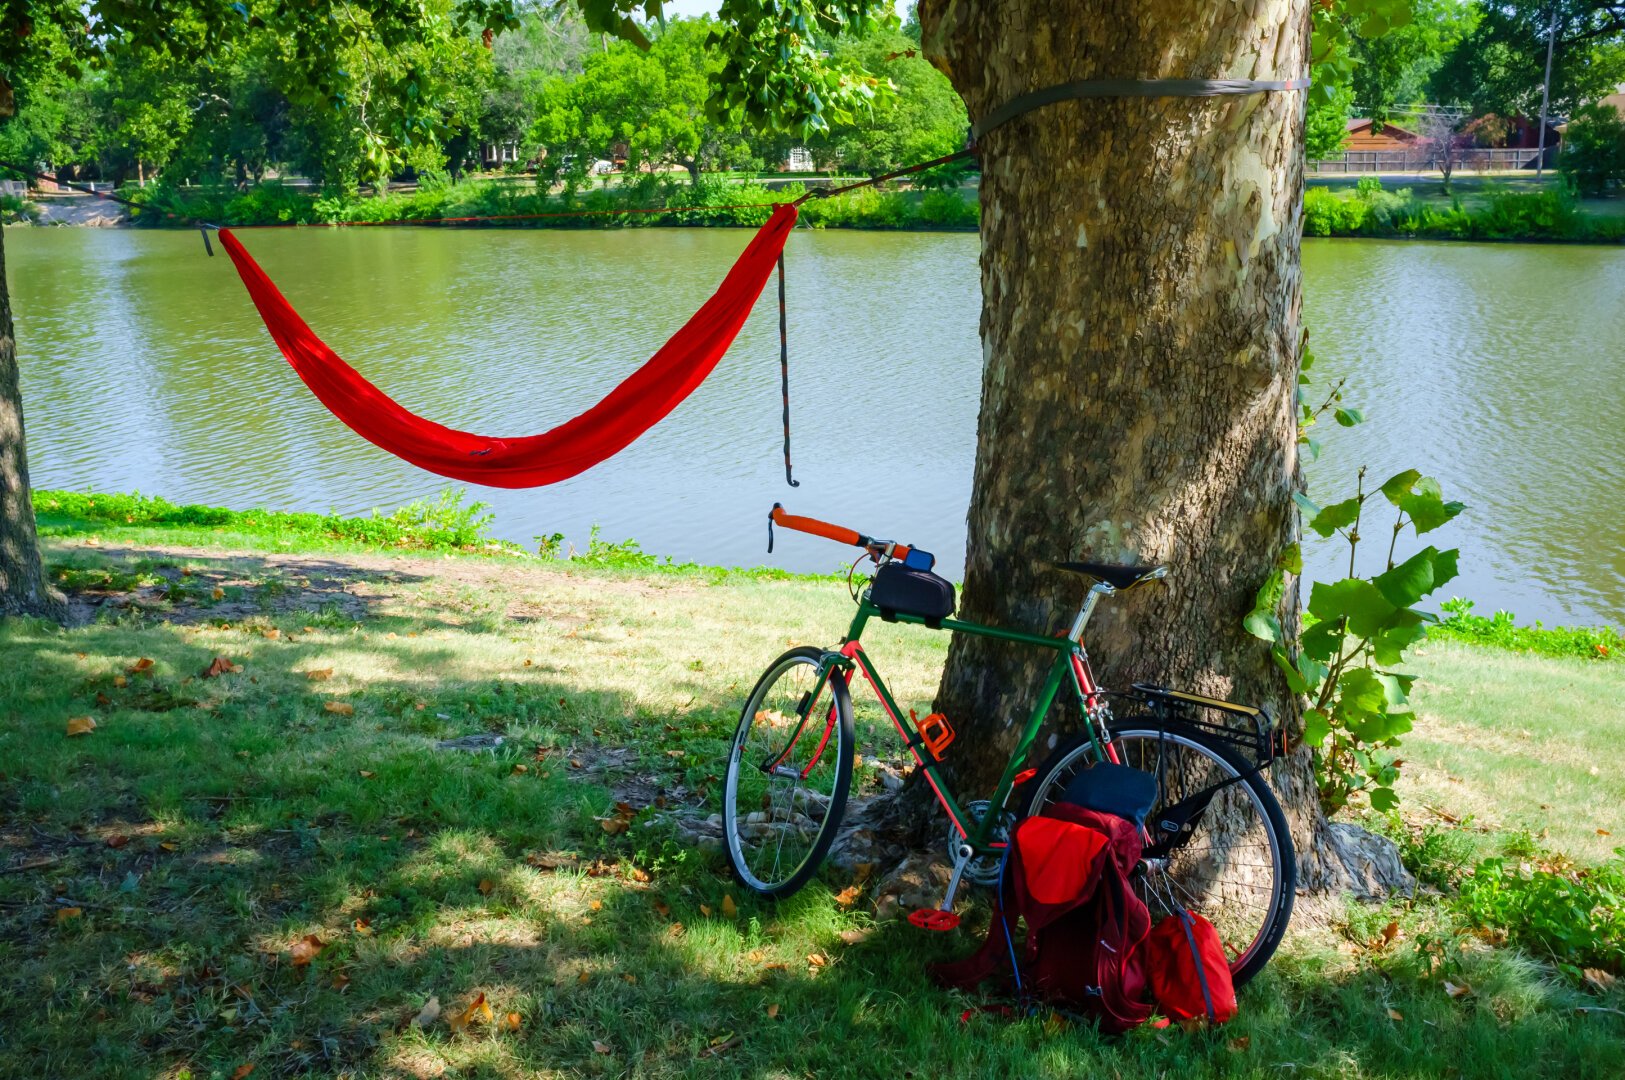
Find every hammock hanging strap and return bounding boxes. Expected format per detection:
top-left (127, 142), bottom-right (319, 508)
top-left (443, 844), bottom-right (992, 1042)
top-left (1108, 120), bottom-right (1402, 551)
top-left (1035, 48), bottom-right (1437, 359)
top-left (217, 202), bottom-right (799, 489)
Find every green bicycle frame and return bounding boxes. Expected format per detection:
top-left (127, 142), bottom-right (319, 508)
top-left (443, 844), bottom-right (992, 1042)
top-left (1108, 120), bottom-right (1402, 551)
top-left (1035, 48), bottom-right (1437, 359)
top-left (824, 599), bottom-right (1113, 854)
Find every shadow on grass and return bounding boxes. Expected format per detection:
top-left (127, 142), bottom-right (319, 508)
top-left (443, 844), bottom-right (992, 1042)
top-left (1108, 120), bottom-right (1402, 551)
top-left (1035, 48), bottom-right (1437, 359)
top-left (0, 570), bottom-right (1620, 1078)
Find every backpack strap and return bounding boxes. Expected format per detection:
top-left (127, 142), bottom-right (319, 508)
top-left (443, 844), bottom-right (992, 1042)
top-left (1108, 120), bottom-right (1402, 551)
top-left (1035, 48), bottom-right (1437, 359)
top-left (1175, 907), bottom-right (1218, 1021)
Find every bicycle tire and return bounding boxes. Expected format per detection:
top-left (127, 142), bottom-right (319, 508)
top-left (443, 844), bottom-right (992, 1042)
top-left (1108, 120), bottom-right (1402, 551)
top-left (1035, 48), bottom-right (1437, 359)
top-left (722, 646), bottom-right (855, 899)
top-left (1020, 725), bottom-right (1295, 989)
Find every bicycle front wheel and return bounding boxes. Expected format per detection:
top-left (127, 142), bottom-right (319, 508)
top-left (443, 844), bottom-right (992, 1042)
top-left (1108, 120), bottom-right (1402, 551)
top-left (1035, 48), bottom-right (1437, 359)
top-left (1022, 725), bottom-right (1295, 989)
top-left (722, 647), bottom-right (854, 899)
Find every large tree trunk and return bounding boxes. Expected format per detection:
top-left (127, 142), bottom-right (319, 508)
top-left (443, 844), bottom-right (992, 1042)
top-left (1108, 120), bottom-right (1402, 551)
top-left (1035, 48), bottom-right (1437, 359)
top-left (916, 0), bottom-right (1351, 891)
top-left (0, 226), bottom-right (65, 621)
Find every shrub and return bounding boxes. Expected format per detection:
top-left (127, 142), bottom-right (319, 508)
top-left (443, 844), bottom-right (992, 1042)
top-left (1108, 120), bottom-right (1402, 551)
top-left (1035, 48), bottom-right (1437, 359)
top-left (916, 188), bottom-right (979, 227)
top-left (1561, 103), bottom-right (1625, 197)
top-left (1457, 852), bottom-right (1625, 977)
top-left (1435, 597), bottom-right (1622, 660)
top-left (1472, 186), bottom-right (1585, 240)
top-left (1303, 186), bottom-right (1372, 236)
top-left (1, 192), bottom-right (38, 223)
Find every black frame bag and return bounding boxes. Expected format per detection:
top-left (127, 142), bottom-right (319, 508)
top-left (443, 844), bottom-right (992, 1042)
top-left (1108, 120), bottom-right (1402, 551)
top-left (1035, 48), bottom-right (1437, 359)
top-left (869, 562), bottom-right (956, 627)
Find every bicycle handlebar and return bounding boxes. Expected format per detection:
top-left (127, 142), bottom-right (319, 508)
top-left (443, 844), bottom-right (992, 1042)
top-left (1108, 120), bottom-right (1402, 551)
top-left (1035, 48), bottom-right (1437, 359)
top-left (768, 503), bottom-right (928, 568)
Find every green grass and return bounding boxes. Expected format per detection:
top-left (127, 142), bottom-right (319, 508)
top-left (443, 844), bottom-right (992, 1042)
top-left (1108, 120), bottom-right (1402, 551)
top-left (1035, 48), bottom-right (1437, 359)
top-left (1, 501), bottom-right (1622, 1078)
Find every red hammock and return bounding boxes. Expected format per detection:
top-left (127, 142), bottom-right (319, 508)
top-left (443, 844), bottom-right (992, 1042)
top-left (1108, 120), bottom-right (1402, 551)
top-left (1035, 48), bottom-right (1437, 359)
top-left (218, 203), bottom-right (798, 488)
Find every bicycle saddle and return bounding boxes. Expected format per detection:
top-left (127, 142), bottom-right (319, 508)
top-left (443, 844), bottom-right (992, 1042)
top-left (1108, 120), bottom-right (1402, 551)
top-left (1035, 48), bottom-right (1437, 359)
top-left (1052, 561), bottom-right (1169, 591)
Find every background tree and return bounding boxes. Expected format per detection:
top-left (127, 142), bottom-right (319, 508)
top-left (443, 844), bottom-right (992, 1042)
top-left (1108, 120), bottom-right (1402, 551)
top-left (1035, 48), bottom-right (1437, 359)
top-left (1432, 0), bottom-right (1625, 118)
top-left (1560, 99), bottom-right (1625, 190)
top-left (818, 30), bottom-right (967, 175)
top-left (0, 0), bottom-right (519, 619)
top-left (1352, 0), bottom-right (1478, 124)
top-left (531, 18), bottom-right (757, 185)
top-left (1307, 84), bottom-right (1357, 159)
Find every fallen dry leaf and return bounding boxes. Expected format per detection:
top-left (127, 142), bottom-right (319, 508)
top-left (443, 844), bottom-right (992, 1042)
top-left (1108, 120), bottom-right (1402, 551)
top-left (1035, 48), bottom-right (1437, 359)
top-left (592, 1040), bottom-right (612, 1054)
top-left (105, 834), bottom-right (130, 849)
top-left (1227, 1035), bottom-right (1251, 1052)
top-left (448, 992), bottom-right (494, 1034)
top-left (630, 866), bottom-right (651, 883)
top-left (700, 904), bottom-right (713, 917)
top-left (666, 922), bottom-right (685, 939)
top-left (807, 953), bottom-right (826, 968)
top-left (766, 1003), bottom-right (780, 1020)
top-left (722, 894), bottom-right (738, 918)
top-left (230, 1065), bottom-right (256, 1080)
top-left (478, 878), bottom-right (495, 896)
top-left (201, 656), bottom-right (236, 679)
top-left (589, 899), bottom-right (603, 912)
top-left (358, 770), bottom-right (375, 779)
top-left (212, 587), bottom-right (225, 600)
top-left (128, 658), bottom-right (154, 674)
top-left (504, 1011), bottom-right (522, 1032)
top-left (331, 971), bottom-right (351, 991)
top-left (113, 675), bottom-right (128, 688)
top-left (600, 817), bottom-right (629, 836)
top-left (288, 934), bottom-right (325, 967)
top-left (1444, 981), bottom-right (1472, 999)
top-left (833, 885), bottom-right (861, 909)
top-left (55, 907), bottom-right (83, 924)
top-left (653, 899), bottom-right (671, 918)
top-left (324, 701), bottom-right (355, 717)
top-left (413, 996), bottom-right (441, 1028)
top-left (1583, 968), bottom-right (1617, 993)
top-left (1387, 1008), bottom-right (1404, 1021)
top-left (263, 628), bottom-right (281, 640)
top-left (526, 851), bottom-right (575, 871)
top-left (1379, 921), bottom-right (1400, 948)
top-left (159, 841), bottom-right (178, 852)
top-left (305, 668), bottom-right (333, 682)
top-left (838, 928), bottom-right (872, 946)
top-left (511, 763), bottom-right (528, 775)
top-left (65, 716), bottom-right (97, 737)
top-left (1599, 829), bottom-right (1613, 838)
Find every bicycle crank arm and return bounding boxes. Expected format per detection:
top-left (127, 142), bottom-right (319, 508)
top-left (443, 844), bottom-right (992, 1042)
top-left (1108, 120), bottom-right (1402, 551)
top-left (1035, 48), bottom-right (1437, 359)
top-left (909, 843), bottom-right (972, 932)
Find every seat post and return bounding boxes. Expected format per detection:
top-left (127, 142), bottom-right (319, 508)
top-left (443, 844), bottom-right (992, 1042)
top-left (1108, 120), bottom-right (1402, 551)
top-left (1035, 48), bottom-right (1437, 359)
top-left (1067, 580), bottom-right (1115, 642)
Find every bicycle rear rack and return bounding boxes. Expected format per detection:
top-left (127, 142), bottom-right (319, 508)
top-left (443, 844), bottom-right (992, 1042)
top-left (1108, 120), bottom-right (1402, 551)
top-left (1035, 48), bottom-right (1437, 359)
top-left (1115, 684), bottom-right (1283, 772)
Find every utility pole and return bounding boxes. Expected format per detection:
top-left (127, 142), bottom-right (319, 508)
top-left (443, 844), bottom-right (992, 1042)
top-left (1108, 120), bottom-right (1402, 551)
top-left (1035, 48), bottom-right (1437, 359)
top-left (1536, 6), bottom-right (1557, 179)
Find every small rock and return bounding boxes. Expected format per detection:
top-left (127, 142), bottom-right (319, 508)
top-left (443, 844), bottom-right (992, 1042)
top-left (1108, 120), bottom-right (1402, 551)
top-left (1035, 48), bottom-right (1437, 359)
top-left (435, 734), bottom-right (505, 752)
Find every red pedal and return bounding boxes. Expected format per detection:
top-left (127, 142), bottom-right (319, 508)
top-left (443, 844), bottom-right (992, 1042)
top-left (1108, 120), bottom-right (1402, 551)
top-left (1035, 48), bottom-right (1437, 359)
top-left (1012, 768), bottom-right (1037, 785)
top-left (908, 908), bottom-right (961, 932)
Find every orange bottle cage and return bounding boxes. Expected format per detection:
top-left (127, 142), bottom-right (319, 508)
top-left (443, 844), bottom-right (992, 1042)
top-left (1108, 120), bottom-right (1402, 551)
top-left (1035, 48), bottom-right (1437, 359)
top-left (914, 712), bottom-right (956, 761)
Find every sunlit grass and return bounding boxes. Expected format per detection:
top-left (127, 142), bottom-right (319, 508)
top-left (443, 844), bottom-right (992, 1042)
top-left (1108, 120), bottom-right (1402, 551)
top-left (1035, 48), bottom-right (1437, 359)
top-left (0, 523), bottom-right (1621, 1078)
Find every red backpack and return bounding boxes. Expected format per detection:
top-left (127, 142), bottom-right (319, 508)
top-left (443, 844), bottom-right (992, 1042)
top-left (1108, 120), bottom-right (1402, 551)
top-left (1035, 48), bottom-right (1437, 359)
top-left (1145, 908), bottom-right (1237, 1024)
top-left (930, 803), bottom-right (1153, 1033)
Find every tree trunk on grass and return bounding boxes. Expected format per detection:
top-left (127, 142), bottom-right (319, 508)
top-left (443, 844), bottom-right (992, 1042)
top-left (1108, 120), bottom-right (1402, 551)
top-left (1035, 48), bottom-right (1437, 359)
top-left (915, 0), bottom-right (1369, 893)
top-left (0, 226), bottom-right (66, 621)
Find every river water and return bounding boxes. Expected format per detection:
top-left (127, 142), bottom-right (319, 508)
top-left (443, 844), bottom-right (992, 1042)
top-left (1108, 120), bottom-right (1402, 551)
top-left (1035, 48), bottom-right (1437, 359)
top-left (8, 225), bottom-right (1623, 627)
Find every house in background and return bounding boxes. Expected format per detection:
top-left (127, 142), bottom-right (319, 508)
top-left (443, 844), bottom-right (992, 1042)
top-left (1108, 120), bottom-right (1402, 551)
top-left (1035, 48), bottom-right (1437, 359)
top-left (783, 147), bottom-right (816, 172)
top-left (1344, 117), bottom-right (1422, 152)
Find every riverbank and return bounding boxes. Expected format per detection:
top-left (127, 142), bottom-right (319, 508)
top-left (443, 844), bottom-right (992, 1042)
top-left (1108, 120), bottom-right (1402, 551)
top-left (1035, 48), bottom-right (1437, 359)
top-left (3, 488), bottom-right (1622, 1077)
top-left (1304, 180), bottom-right (1625, 242)
top-left (17, 175), bottom-right (982, 231)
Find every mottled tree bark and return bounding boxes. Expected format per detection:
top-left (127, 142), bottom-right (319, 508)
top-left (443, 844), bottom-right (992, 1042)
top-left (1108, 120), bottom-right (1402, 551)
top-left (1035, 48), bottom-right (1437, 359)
top-left (0, 225), bottom-right (66, 621)
top-left (915, 0), bottom-right (1351, 889)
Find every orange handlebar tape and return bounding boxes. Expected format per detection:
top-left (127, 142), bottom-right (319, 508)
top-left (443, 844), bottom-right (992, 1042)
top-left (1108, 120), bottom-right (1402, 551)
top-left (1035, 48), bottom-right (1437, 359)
top-left (771, 505), bottom-right (862, 547)
top-left (769, 506), bottom-right (913, 562)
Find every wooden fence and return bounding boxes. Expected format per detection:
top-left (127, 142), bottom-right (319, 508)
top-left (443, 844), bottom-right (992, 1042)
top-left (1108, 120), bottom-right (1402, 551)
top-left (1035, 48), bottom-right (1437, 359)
top-left (1309, 146), bottom-right (1557, 174)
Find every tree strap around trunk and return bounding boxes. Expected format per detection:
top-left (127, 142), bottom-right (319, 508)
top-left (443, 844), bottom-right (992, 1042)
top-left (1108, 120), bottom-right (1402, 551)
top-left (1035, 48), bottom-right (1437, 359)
top-left (971, 77), bottom-right (1312, 142)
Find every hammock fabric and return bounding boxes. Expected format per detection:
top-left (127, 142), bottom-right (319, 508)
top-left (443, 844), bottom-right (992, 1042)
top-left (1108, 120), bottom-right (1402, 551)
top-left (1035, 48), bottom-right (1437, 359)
top-left (217, 202), bottom-right (798, 488)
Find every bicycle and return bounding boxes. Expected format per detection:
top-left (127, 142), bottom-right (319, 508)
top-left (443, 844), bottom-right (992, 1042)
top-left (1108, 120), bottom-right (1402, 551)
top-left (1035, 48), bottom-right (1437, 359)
top-left (721, 504), bottom-right (1297, 987)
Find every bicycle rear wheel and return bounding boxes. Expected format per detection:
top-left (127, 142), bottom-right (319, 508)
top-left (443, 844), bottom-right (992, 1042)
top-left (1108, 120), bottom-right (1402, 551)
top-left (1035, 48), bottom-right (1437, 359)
top-left (1022, 725), bottom-right (1295, 989)
top-left (722, 647), bottom-right (854, 899)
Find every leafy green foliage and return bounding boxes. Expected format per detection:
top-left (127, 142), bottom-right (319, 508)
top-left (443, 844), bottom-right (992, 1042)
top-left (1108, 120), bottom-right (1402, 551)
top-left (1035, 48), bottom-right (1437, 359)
top-left (131, 173), bottom-right (977, 229)
top-left (1249, 343), bottom-right (1466, 814)
top-left (1302, 182), bottom-right (1625, 240)
top-left (1561, 102), bottom-right (1625, 196)
top-left (1435, 597), bottom-right (1623, 659)
top-left (1457, 851), bottom-right (1625, 976)
top-left (1307, 85), bottom-right (1356, 161)
top-left (1350, 0), bottom-right (1479, 122)
top-left (1312, 0), bottom-right (1420, 102)
top-left (1430, 0), bottom-right (1625, 117)
top-left (32, 489), bottom-right (505, 552)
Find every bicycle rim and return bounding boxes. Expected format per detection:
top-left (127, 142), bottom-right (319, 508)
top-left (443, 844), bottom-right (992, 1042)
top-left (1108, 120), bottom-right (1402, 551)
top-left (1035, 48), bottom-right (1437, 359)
top-left (723, 649), bottom-right (852, 897)
top-left (1026, 727), bottom-right (1293, 984)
